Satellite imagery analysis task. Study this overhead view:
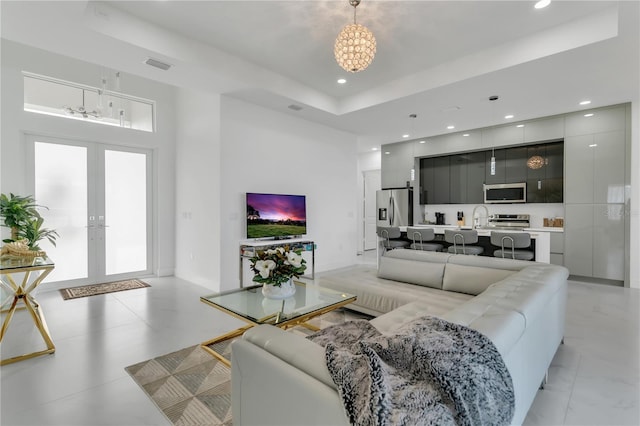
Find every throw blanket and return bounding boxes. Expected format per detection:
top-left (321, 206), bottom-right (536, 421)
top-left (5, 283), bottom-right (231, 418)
top-left (307, 316), bottom-right (514, 426)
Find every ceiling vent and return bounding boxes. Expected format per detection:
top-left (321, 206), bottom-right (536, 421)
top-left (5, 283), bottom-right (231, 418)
top-left (144, 58), bottom-right (172, 71)
top-left (288, 104), bottom-right (303, 111)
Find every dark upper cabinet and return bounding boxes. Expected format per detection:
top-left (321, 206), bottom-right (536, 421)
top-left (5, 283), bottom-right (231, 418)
top-left (420, 141), bottom-right (562, 204)
top-left (432, 156), bottom-right (450, 204)
top-left (526, 144), bottom-right (546, 203)
top-left (485, 149), bottom-right (506, 184)
top-left (526, 141), bottom-right (564, 203)
top-left (419, 157), bottom-right (434, 204)
top-left (466, 152), bottom-right (485, 204)
top-left (544, 142), bottom-right (564, 202)
top-left (505, 146), bottom-right (528, 183)
top-left (449, 154), bottom-right (467, 204)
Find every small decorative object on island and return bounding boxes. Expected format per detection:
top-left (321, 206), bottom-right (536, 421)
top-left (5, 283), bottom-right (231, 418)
top-left (249, 245), bottom-right (307, 299)
top-left (0, 193), bottom-right (58, 257)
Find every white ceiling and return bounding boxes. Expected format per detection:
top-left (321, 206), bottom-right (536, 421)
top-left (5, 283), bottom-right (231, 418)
top-left (1, 1), bottom-right (639, 152)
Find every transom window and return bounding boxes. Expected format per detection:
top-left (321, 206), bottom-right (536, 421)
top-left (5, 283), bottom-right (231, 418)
top-left (23, 72), bottom-right (155, 132)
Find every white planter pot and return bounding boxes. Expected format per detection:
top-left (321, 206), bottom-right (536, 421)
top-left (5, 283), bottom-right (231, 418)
top-left (261, 279), bottom-right (296, 300)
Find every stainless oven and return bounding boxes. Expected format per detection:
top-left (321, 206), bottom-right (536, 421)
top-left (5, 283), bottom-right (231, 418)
top-left (483, 182), bottom-right (526, 204)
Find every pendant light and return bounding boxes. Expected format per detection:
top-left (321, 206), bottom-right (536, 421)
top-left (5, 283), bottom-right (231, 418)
top-left (489, 95), bottom-right (498, 176)
top-left (334, 0), bottom-right (376, 73)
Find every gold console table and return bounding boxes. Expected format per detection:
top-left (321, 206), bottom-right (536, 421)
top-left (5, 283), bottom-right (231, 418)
top-left (0, 255), bottom-right (55, 366)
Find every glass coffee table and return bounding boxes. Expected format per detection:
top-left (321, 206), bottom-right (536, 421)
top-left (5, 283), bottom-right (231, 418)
top-left (200, 281), bottom-right (356, 366)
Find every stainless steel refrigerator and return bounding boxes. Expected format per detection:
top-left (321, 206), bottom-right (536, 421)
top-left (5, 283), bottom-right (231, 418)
top-left (376, 188), bottom-right (413, 227)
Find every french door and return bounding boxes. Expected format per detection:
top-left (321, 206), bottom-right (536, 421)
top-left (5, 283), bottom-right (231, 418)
top-left (27, 135), bottom-right (152, 286)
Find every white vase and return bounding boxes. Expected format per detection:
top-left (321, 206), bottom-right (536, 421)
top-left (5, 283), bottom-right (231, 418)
top-left (262, 279), bottom-right (296, 300)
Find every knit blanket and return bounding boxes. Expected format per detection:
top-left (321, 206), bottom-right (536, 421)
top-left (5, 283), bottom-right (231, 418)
top-left (307, 316), bottom-right (514, 426)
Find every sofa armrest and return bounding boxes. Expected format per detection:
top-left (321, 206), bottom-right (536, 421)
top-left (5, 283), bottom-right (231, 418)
top-left (241, 324), bottom-right (336, 389)
top-left (231, 325), bottom-right (348, 426)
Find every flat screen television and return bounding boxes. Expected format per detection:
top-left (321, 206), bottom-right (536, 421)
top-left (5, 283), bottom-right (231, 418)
top-left (246, 192), bottom-right (307, 239)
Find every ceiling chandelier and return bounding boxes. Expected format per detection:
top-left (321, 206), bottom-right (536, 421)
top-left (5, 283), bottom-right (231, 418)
top-left (334, 0), bottom-right (376, 73)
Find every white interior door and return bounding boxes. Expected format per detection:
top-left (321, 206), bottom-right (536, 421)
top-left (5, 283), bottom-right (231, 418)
top-left (363, 170), bottom-right (381, 250)
top-left (28, 135), bottom-right (152, 286)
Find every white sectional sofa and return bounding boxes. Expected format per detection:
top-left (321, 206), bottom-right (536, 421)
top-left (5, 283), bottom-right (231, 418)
top-left (231, 250), bottom-right (569, 426)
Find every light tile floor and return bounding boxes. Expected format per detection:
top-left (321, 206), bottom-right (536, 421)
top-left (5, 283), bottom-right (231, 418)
top-left (1, 254), bottom-right (638, 425)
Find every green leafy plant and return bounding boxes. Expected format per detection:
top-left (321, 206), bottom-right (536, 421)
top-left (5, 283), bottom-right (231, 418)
top-left (0, 193), bottom-right (41, 241)
top-left (0, 193), bottom-right (58, 250)
top-left (18, 216), bottom-right (59, 250)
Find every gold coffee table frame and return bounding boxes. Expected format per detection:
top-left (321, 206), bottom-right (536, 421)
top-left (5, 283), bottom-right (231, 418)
top-left (1, 256), bottom-right (55, 366)
top-left (200, 281), bottom-right (356, 366)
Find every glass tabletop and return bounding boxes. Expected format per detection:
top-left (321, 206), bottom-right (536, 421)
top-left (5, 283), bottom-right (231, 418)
top-left (201, 281), bottom-right (355, 325)
top-left (0, 255), bottom-right (54, 271)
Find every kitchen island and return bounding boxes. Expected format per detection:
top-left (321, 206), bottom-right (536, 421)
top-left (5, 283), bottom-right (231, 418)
top-left (392, 225), bottom-right (556, 263)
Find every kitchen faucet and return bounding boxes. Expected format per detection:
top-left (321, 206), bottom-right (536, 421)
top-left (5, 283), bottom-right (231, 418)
top-left (472, 205), bottom-right (489, 229)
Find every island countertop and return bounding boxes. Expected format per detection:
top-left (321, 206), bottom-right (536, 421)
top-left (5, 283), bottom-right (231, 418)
top-left (397, 225), bottom-right (551, 263)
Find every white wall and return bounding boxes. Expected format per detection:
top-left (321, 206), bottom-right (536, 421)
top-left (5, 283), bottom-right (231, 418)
top-left (174, 89), bottom-right (222, 288)
top-left (356, 149), bottom-right (382, 252)
top-left (0, 40), bottom-right (177, 277)
top-left (218, 96), bottom-right (359, 291)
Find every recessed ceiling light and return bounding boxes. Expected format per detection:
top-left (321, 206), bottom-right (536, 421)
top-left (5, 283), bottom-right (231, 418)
top-left (371, 147), bottom-right (378, 151)
top-left (579, 100), bottom-right (591, 105)
top-left (419, 140), bottom-right (426, 144)
top-left (402, 134), bottom-right (410, 138)
top-left (534, 0), bottom-right (551, 9)
top-left (589, 144), bottom-right (598, 147)
top-left (505, 114), bottom-right (514, 119)
top-left (337, 78), bottom-right (347, 84)
top-left (517, 124), bottom-right (525, 128)
top-left (584, 113), bottom-right (594, 117)
top-left (384, 151), bottom-right (390, 155)
top-left (447, 125), bottom-right (455, 130)
top-left (463, 134), bottom-right (470, 137)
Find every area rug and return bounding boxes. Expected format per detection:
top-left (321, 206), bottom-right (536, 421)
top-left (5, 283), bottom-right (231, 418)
top-left (126, 308), bottom-right (372, 425)
top-left (126, 345), bottom-right (232, 426)
top-left (59, 279), bottom-right (150, 300)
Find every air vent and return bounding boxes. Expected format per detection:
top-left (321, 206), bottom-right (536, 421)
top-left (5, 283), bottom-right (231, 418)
top-left (288, 104), bottom-right (303, 111)
top-left (144, 58), bottom-right (172, 71)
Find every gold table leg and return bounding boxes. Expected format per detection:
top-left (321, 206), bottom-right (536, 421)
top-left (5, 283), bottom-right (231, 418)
top-left (1, 266), bottom-right (55, 366)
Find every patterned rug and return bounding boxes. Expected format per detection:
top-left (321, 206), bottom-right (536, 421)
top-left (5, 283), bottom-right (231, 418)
top-left (126, 308), bottom-right (372, 425)
top-left (60, 279), bottom-right (150, 300)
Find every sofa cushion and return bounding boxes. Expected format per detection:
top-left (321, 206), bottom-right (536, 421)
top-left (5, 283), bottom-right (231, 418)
top-left (378, 255), bottom-right (446, 289)
top-left (442, 263), bottom-right (517, 295)
top-left (448, 254), bottom-right (532, 271)
top-left (442, 305), bottom-right (526, 357)
top-left (370, 296), bottom-right (473, 334)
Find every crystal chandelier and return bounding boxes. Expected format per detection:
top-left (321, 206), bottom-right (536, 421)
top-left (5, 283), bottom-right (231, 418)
top-left (334, 0), bottom-right (376, 73)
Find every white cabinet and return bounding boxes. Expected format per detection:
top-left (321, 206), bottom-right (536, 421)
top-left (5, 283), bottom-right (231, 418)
top-left (381, 143), bottom-right (414, 188)
top-left (565, 131), bottom-right (625, 204)
top-left (565, 204), bottom-right (625, 280)
top-left (549, 232), bottom-right (564, 266)
top-left (563, 104), bottom-right (629, 282)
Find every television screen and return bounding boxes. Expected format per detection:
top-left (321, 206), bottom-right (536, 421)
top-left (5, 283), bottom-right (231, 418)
top-left (246, 193), bottom-right (307, 239)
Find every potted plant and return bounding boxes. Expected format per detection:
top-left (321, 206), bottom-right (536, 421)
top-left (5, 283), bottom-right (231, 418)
top-left (0, 193), bottom-right (58, 254)
top-left (249, 245), bottom-right (307, 299)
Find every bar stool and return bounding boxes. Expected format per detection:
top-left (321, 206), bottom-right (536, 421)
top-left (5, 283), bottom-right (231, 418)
top-left (407, 227), bottom-right (443, 252)
top-left (377, 226), bottom-right (410, 252)
top-left (444, 229), bottom-right (484, 255)
top-left (491, 231), bottom-right (535, 260)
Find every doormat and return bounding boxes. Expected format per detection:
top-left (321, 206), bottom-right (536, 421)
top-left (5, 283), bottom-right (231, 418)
top-left (59, 279), bottom-right (150, 300)
top-left (126, 345), bottom-right (232, 426)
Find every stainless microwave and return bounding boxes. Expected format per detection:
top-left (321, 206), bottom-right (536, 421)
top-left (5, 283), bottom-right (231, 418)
top-left (483, 183), bottom-right (526, 204)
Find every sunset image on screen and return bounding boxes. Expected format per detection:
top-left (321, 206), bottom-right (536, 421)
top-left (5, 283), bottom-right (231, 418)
top-left (246, 193), bottom-right (306, 238)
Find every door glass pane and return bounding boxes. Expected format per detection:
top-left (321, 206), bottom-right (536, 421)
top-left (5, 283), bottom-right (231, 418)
top-left (104, 150), bottom-right (147, 275)
top-left (34, 142), bottom-right (88, 282)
